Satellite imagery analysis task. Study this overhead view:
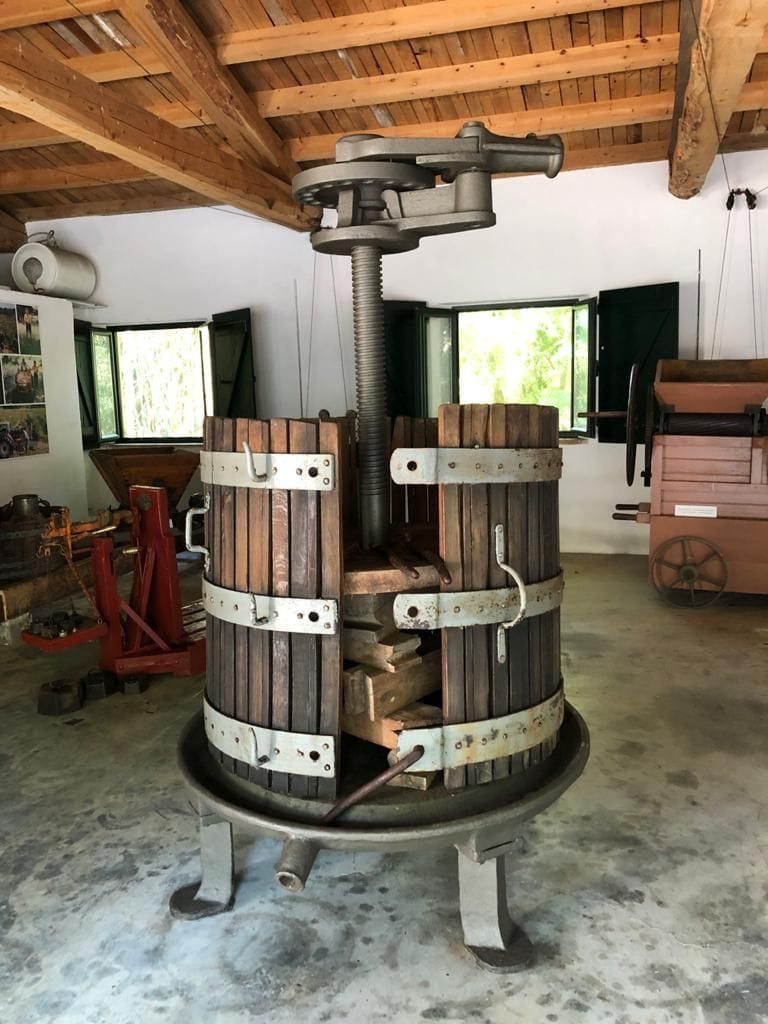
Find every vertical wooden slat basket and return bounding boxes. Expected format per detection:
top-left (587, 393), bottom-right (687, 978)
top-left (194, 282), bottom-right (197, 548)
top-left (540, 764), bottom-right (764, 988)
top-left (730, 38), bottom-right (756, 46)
top-left (203, 415), bottom-right (345, 798)
top-left (203, 404), bottom-right (562, 800)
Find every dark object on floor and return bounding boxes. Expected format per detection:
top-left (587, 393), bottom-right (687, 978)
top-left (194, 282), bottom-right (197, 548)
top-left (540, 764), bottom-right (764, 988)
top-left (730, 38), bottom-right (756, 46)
top-left (83, 668), bottom-right (118, 701)
top-left (27, 607), bottom-right (84, 639)
top-left (121, 674), bottom-right (149, 695)
top-left (37, 677), bottom-right (83, 716)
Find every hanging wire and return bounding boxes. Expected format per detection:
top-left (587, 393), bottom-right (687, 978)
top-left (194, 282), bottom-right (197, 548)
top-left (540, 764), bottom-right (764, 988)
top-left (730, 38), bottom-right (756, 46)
top-left (293, 279), bottom-right (304, 417)
top-left (329, 255), bottom-right (350, 410)
top-left (753, 201), bottom-right (765, 358)
top-left (304, 250), bottom-right (318, 416)
top-left (709, 204), bottom-right (732, 359)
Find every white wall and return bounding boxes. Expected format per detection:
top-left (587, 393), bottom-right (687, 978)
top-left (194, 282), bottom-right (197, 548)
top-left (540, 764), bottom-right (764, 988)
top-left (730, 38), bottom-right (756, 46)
top-left (29, 150), bottom-right (768, 550)
top-left (0, 289), bottom-right (87, 517)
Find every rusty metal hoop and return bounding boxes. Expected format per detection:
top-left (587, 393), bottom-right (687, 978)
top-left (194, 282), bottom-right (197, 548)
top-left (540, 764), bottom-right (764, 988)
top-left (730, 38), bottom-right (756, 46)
top-left (651, 535), bottom-right (728, 608)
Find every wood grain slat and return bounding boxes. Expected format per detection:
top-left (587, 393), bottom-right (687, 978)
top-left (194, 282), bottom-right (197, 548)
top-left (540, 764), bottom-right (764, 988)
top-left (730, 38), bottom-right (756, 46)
top-left (438, 403), bottom-right (465, 789)
top-left (318, 417), bottom-right (344, 798)
top-left (269, 418), bottom-right (292, 794)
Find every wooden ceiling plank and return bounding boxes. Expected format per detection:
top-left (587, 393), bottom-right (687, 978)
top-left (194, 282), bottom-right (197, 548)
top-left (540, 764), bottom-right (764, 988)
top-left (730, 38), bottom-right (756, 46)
top-left (0, 204), bottom-right (26, 248)
top-left (290, 92), bottom-right (678, 160)
top-left (0, 32), bottom-right (309, 228)
top-left (0, 2), bottom-right (115, 31)
top-left (257, 33), bottom-right (681, 117)
top-left (119, 0), bottom-right (295, 177)
top-left (18, 191), bottom-right (210, 221)
top-left (669, 0), bottom-right (768, 198)
top-left (0, 158), bottom-right (150, 193)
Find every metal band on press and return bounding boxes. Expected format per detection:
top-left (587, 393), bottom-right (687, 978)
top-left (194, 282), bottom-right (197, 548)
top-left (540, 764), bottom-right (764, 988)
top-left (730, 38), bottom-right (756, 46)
top-left (390, 447), bottom-right (562, 485)
top-left (200, 447), bottom-right (335, 491)
top-left (395, 688), bottom-right (564, 771)
top-left (202, 578), bottom-right (338, 635)
top-left (204, 697), bottom-right (336, 777)
top-left (393, 572), bottom-right (563, 630)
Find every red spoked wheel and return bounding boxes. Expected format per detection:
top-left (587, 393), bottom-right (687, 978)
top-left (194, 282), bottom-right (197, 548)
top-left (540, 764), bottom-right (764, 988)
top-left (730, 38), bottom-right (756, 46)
top-left (651, 536), bottom-right (728, 608)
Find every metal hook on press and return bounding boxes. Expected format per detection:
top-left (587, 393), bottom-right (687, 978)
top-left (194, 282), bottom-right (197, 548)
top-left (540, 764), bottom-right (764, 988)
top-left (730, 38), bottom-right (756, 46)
top-left (243, 441), bottom-right (268, 483)
top-left (494, 523), bottom-right (528, 664)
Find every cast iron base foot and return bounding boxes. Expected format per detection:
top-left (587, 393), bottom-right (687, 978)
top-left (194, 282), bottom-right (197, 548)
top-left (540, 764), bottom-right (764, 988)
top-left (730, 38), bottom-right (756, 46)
top-left (458, 851), bottom-right (534, 973)
top-left (169, 882), bottom-right (233, 920)
top-left (169, 809), bottom-right (235, 919)
top-left (466, 925), bottom-right (534, 973)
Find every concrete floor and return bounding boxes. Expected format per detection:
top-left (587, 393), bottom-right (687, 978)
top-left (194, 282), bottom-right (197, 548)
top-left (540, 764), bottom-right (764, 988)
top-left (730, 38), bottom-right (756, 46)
top-left (1, 553), bottom-right (767, 1024)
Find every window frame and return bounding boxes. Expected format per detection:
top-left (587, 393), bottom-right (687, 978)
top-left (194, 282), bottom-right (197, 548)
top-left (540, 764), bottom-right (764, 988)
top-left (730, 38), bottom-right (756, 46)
top-left (89, 320), bottom-right (208, 445)
top-left (452, 296), bottom-right (597, 438)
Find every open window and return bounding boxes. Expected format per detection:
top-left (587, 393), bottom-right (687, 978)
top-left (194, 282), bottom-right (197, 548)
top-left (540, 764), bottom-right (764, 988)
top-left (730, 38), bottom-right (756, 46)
top-left (384, 283), bottom-right (678, 440)
top-left (75, 308), bottom-right (256, 445)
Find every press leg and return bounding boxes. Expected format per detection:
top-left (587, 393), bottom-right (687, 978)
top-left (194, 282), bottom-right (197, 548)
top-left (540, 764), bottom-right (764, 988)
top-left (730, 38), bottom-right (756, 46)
top-left (169, 809), bottom-right (235, 919)
top-left (457, 851), bottom-right (533, 972)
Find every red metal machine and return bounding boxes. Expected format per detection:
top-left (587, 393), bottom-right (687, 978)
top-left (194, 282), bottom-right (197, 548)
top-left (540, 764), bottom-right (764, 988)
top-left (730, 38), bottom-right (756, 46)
top-left (23, 484), bottom-right (205, 677)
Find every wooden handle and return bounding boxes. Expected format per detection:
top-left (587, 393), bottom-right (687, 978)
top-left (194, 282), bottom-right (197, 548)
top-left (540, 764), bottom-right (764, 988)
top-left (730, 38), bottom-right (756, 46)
top-left (577, 410), bottom-right (627, 419)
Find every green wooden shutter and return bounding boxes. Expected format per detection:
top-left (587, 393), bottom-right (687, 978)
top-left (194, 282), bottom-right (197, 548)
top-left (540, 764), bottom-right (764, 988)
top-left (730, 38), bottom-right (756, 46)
top-left (597, 282), bottom-right (679, 443)
top-left (384, 301), bottom-right (428, 418)
top-left (209, 308), bottom-right (257, 418)
top-left (73, 319), bottom-right (97, 446)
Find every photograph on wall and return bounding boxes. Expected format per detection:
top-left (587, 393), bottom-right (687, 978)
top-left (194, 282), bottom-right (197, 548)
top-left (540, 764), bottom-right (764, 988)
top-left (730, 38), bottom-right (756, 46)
top-left (2, 353), bottom-right (45, 405)
top-left (0, 404), bottom-right (49, 458)
top-left (16, 303), bottom-right (41, 355)
top-left (0, 305), bottom-right (19, 353)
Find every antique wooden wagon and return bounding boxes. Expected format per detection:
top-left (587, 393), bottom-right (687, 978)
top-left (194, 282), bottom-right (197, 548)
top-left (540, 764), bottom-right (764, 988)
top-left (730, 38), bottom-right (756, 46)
top-left (617, 359), bottom-right (768, 606)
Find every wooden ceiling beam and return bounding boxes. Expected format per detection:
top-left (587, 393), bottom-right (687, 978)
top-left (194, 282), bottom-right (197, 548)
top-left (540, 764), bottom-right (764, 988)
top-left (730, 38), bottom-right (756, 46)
top-left (0, 160), bottom-right (151, 194)
top-left (669, 0), bottom-right (768, 198)
top-left (0, 205), bottom-right (26, 249)
top-left (4, 1), bottom-right (661, 54)
top-left (118, 0), bottom-right (296, 179)
top-left (291, 94), bottom-right (678, 162)
top-left (2, 80), bottom-right (768, 164)
top-left (257, 35), bottom-right (680, 118)
top-left (0, 1), bottom-right (113, 30)
top-left (18, 192), bottom-right (209, 222)
top-left (0, 35), bottom-right (310, 230)
top-left (562, 140), bottom-right (669, 173)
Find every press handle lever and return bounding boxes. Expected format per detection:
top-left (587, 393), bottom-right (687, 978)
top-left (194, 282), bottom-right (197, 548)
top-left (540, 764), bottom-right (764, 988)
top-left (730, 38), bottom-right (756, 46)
top-left (184, 495), bottom-right (210, 572)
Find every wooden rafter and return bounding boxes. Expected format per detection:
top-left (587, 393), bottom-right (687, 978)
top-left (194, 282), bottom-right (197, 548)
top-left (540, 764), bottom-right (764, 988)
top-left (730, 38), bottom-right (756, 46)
top-left (4, 1), bottom-right (657, 50)
top-left (119, 0), bottom-right (296, 179)
top-left (256, 35), bottom-right (679, 118)
top-left (18, 192), bottom-right (209, 222)
top-left (0, 160), bottom-right (152, 194)
top-left (0, 205), bottom-right (26, 249)
top-left (669, 0), bottom-right (768, 198)
top-left (285, 82), bottom-right (768, 161)
top-left (0, 34), bottom-right (310, 230)
top-left (2, 80), bottom-right (768, 164)
top-left (0, 1), bottom-right (113, 29)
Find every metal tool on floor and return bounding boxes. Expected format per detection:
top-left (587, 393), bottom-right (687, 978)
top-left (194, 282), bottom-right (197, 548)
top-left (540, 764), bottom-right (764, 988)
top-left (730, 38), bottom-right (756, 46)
top-left (23, 484), bottom-right (205, 688)
top-left (172, 122), bottom-right (589, 972)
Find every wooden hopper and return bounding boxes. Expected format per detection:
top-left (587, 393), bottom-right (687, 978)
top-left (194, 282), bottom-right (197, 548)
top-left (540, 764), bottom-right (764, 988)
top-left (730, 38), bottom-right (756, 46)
top-left (89, 446), bottom-right (200, 510)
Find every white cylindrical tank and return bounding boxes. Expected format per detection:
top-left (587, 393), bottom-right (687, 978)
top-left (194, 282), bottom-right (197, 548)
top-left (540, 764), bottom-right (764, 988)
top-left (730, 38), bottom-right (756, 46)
top-left (12, 241), bottom-right (96, 301)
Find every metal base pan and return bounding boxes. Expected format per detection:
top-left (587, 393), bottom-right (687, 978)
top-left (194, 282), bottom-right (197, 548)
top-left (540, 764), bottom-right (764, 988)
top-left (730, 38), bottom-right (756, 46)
top-left (176, 702), bottom-right (589, 859)
top-left (172, 703), bottom-right (589, 971)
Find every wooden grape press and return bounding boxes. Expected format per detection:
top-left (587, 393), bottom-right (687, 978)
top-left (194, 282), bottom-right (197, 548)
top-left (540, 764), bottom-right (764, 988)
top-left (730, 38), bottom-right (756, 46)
top-left (173, 123), bottom-right (589, 971)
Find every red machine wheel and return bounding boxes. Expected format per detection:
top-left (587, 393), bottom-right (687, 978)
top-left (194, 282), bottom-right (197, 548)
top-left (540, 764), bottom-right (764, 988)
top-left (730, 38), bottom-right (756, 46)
top-left (650, 536), bottom-right (728, 608)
